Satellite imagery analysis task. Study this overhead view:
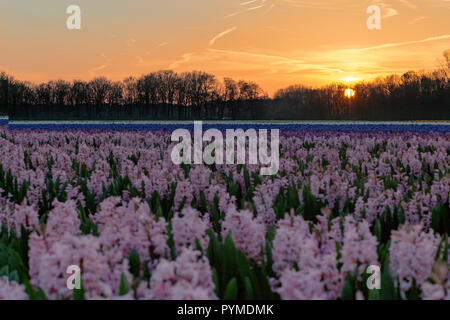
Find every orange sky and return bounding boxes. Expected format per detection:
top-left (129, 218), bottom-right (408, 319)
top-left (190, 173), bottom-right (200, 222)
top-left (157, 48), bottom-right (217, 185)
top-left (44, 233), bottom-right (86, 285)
top-left (2, 0), bottom-right (450, 94)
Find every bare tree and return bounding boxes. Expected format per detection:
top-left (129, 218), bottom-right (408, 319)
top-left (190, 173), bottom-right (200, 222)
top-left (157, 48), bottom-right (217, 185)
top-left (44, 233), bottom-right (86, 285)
top-left (51, 80), bottom-right (70, 105)
top-left (69, 80), bottom-right (90, 106)
top-left (237, 80), bottom-right (264, 100)
top-left (175, 74), bottom-right (188, 106)
top-left (224, 78), bottom-right (238, 101)
top-left (183, 71), bottom-right (217, 117)
top-left (137, 73), bottom-right (159, 105)
top-left (89, 77), bottom-right (112, 106)
top-left (439, 50), bottom-right (450, 81)
top-left (108, 81), bottom-right (124, 106)
top-left (34, 83), bottom-right (52, 105)
top-left (0, 72), bottom-right (8, 108)
top-left (123, 77), bottom-right (138, 105)
top-left (157, 70), bottom-right (178, 105)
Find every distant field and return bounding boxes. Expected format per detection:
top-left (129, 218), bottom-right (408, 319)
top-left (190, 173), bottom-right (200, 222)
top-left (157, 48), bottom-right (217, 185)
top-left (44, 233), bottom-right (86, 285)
top-left (6, 120), bottom-right (450, 132)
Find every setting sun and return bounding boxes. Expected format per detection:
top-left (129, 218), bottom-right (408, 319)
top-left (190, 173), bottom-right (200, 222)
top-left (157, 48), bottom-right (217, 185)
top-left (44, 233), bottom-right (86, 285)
top-left (344, 88), bottom-right (356, 98)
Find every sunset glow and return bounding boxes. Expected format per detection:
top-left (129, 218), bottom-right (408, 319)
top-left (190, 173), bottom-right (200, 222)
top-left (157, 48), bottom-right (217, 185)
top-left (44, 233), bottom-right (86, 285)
top-left (345, 88), bottom-right (356, 98)
top-left (341, 77), bottom-right (361, 83)
top-left (2, 0), bottom-right (450, 94)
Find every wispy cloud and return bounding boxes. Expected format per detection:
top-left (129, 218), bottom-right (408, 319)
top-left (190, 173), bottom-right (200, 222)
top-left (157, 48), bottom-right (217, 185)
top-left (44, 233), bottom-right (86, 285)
top-left (208, 48), bottom-right (306, 65)
top-left (169, 48), bottom-right (345, 76)
top-left (169, 53), bottom-right (194, 69)
top-left (410, 16), bottom-right (428, 24)
top-left (90, 54), bottom-right (112, 74)
top-left (240, 0), bottom-right (260, 5)
top-left (370, 1), bottom-right (398, 19)
top-left (209, 27), bottom-right (237, 47)
top-left (224, 0), bottom-right (267, 19)
top-left (343, 34), bottom-right (450, 52)
top-left (398, 0), bottom-right (418, 10)
top-left (224, 5), bottom-right (266, 19)
top-left (383, 8), bottom-right (398, 19)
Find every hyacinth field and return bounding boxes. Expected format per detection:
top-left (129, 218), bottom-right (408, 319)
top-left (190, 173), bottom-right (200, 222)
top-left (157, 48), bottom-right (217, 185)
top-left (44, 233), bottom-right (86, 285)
top-left (0, 123), bottom-right (449, 300)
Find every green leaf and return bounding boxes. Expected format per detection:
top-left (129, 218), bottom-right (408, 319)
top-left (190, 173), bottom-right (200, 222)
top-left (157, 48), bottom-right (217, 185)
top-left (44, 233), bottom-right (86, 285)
top-left (237, 251), bottom-right (250, 279)
top-left (143, 260), bottom-right (151, 282)
top-left (223, 278), bottom-right (238, 300)
top-left (8, 270), bottom-right (19, 282)
top-left (129, 249), bottom-right (140, 278)
top-left (368, 289), bottom-right (380, 300)
top-left (119, 273), bottom-right (131, 296)
top-left (199, 191), bottom-right (207, 213)
top-left (374, 219), bottom-right (382, 243)
top-left (243, 167), bottom-right (251, 190)
top-left (341, 276), bottom-right (354, 300)
top-left (24, 279), bottom-right (47, 300)
top-left (223, 234), bottom-right (237, 282)
top-left (73, 278), bottom-right (85, 300)
top-left (302, 186), bottom-right (319, 222)
top-left (431, 201), bottom-right (448, 234)
top-left (431, 205), bottom-right (441, 232)
top-left (195, 238), bottom-right (203, 254)
top-left (244, 277), bottom-right (254, 300)
top-left (288, 185), bottom-right (300, 209)
top-left (380, 264), bottom-right (396, 300)
top-left (212, 268), bottom-right (219, 296)
top-left (0, 265), bottom-right (8, 277)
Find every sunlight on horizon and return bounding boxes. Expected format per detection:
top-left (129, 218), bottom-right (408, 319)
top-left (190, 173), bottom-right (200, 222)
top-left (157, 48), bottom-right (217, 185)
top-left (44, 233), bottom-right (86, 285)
top-left (344, 88), bottom-right (356, 98)
top-left (341, 77), bottom-right (361, 83)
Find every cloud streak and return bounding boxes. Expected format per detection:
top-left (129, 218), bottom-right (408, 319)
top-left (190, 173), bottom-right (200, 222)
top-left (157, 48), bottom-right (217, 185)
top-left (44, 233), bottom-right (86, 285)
top-left (209, 27), bottom-right (237, 47)
top-left (90, 54), bottom-right (112, 74)
top-left (240, 0), bottom-right (260, 5)
top-left (343, 34), bottom-right (450, 52)
top-left (224, 0), bottom-right (267, 19)
top-left (169, 53), bottom-right (194, 69)
top-left (383, 8), bottom-right (398, 19)
top-left (169, 48), bottom-right (345, 76)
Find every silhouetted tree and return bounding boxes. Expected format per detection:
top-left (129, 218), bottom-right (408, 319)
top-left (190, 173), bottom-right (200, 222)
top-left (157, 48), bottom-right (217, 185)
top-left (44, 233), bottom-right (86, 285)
top-left (3, 50), bottom-right (450, 120)
top-left (89, 77), bottom-right (112, 106)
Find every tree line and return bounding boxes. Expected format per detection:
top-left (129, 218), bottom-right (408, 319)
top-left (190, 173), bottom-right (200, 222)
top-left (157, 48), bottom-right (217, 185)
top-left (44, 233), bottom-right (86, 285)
top-left (2, 51), bottom-right (450, 120)
top-left (2, 70), bottom-right (267, 119)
